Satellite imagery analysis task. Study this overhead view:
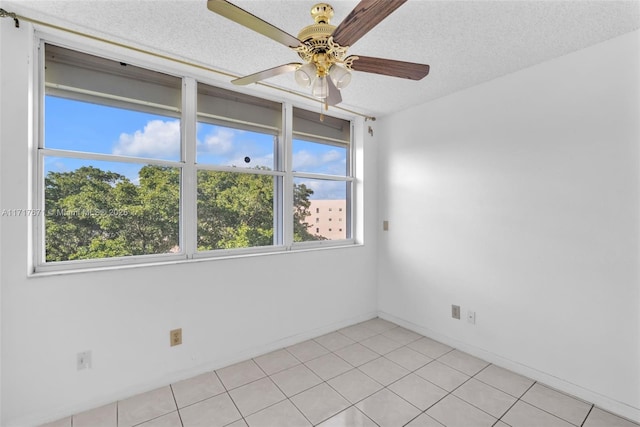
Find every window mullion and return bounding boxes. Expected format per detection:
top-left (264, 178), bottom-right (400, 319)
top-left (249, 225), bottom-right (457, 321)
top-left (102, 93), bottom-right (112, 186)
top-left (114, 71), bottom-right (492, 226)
top-left (182, 77), bottom-right (198, 258)
top-left (283, 103), bottom-right (294, 248)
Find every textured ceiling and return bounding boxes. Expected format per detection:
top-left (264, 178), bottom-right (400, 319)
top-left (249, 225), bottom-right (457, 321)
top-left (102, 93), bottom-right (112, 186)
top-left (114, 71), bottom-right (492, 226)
top-left (3, 0), bottom-right (639, 117)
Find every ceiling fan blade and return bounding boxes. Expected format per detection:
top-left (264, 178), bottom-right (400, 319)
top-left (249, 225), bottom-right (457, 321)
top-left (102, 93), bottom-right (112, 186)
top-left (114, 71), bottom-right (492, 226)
top-left (348, 55), bottom-right (430, 80)
top-left (326, 78), bottom-right (342, 106)
top-left (232, 63), bottom-right (301, 85)
top-left (207, 0), bottom-right (303, 48)
top-left (332, 0), bottom-right (407, 47)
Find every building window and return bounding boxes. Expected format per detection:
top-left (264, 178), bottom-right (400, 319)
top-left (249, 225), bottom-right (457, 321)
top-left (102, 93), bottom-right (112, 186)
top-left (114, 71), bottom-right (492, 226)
top-left (36, 42), bottom-right (355, 271)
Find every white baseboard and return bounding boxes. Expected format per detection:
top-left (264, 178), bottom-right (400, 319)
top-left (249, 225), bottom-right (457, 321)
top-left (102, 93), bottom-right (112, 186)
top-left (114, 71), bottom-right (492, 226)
top-left (378, 310), bottom-right (640, 424)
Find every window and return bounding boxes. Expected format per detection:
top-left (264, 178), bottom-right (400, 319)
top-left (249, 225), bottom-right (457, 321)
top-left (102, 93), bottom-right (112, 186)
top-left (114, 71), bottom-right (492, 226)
top-left (196, 83), bottom-right (282, 251)
top-left (42, 45), bottom-right (182, 263)
top-left (292, 108), bottom-right (352, 242)
top-left (36, 42), bottom-right (354, 271)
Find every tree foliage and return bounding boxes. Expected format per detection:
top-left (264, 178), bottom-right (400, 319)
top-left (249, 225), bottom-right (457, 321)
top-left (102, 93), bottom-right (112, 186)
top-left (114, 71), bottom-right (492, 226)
top-left (44, 165), bottom-right (320, 261)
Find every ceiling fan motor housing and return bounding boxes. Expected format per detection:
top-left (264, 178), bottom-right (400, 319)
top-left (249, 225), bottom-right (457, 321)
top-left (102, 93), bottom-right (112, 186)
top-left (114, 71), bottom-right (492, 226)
top-left (296, 3), bottom-right (349, 77)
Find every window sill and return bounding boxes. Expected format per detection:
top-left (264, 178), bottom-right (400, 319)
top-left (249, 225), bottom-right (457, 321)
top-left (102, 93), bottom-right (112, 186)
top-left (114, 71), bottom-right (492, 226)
top-left (29, 240), bottom-right (362, 278)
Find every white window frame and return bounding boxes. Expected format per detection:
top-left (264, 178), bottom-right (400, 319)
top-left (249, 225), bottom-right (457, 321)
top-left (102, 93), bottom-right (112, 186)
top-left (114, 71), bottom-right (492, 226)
top-left (31, 31), bottom-right (357, 274)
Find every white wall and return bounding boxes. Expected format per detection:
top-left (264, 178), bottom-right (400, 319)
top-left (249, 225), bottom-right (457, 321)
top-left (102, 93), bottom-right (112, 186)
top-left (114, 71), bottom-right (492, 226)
top-left (377, 30), bottom-right (640, 422)
top-left (0, 20), bottom-right (379, 426)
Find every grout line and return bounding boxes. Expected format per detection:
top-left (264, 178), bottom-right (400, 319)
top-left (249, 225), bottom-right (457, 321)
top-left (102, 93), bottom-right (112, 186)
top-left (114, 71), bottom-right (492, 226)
top-left (167, 384), bottom-right (184, 427)
top-left (580, 404), bottom-right (595, 427)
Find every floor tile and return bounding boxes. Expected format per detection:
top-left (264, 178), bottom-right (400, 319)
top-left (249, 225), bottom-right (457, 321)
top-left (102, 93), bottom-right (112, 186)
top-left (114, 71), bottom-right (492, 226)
top-left (360, 318), bottom-right (398, 333)
top-left (171, 372), bottom-right (225, 408)
top-left (269, 363), bottom-right (323, 397)
top-left (39, 417), bottom-right (71, 427)
top-left (304, 352), bottom-right (352, 380)
top-left (388, 373), bottom-right (448, 410)
top-left (245, 399), bottom-right (311, 427)
top-left (216, 359), bottom-right (266, 390)
top-left (583, 407), bottom-right (640, 427)
top-left (360, 334), bottom-right (404, 355)
top-left (437, 349), bottom-right (489, 375)
top-left (414, 361), bottom-right (470, 391)
top-left (406, 413), bottom-right (445, 426)
top-left (327, 368), bottom-right (383, 404)
top-left (358, 356), bottom-right (410, 386)
top-left (287, 339), bottom-right (330, 362)
top-left (382, 326), bottom-right (423, 345)
top-left (502, 400), bottom-right (575, 427)
top-left (407, 337), bottom-right (453, 359)
top-left (73, 402), bottom-right (116, 427)
top-left (314, 331), bottom-right (355, 352)
top-left (426, 394), bottom-right (496, 427)
top-left (118, 386), bottom-right (176, 427)
top-left (317, 407), bottom-right (378, 427)
top-left (521, 383), bottom-right (591, 425)
top-left (356, 388), bottom-right (421, 427)
top-left (228, 377), bottom-right (286, 417)
top-left (474, 364), bottom-right (534, 397)
top-left (333, 342), bottom-right (379, 367)
top-left (291, 383), bottom-right (350, 425)
top-left (179, 393), bottom-right (242, 427)
top-left (384, 346), bottom-right (432, 371)
top-left (253, 349), bottom-right (300, 375)
top-left (452, 378), bottom-right (516, 418)
top-left (136, 411), bottom-right (182, 427)
top-left (338, 324), bottom-right (379, 342)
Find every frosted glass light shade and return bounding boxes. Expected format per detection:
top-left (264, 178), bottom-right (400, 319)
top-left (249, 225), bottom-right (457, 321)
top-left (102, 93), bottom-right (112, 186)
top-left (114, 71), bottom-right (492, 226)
top-left (329, 64), bottom-right (352, 89)
top-left (295, 63), bottom-right (317, 88)
top-left (312, 76), bottom-right (328, 99)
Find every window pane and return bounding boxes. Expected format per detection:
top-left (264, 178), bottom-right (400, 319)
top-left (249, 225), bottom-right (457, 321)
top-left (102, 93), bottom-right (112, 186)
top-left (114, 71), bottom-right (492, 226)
top-left (197, 171), bottom-right (275, 250)
top-left (45, 96), bottom-right (181, 161)
top-left (44, 157), bottom-right (180, 262)
top-left (293, 139), bottom-right (347, 175)
top-left (293, 178), bottom-right (348, 241)
top-left (196, 123), bottom-right (275, 169)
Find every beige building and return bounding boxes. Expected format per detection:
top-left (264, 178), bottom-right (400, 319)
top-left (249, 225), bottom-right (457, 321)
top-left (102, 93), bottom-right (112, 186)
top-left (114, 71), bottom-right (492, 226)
top-left (306, 199), bottom-right (347, 240)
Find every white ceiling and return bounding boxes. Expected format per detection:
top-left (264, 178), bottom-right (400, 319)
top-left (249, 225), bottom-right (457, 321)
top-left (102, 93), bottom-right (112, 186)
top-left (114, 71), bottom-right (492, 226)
top-left (4, 0), bottom-right (640, 117)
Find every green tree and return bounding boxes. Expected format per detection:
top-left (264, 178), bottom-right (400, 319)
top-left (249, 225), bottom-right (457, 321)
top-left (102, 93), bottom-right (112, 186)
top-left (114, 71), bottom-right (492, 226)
top-left (45, 165), bottom-right (320, 261)
top-left (293, 183), bottom-right (322, 242)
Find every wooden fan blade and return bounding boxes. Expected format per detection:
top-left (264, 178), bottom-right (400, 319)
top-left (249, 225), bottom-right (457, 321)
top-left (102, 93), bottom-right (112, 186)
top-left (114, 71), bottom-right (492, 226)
top-left (232, 63), bottom-right (301, 85)
top-left (207, 1), bottom-right (303, 48)
top-left (332, 0), bottom-right (407, 47)
top-left (326, 78), bottom-right (342, 106)
top-left (348, 55), bottom-right (430, 80)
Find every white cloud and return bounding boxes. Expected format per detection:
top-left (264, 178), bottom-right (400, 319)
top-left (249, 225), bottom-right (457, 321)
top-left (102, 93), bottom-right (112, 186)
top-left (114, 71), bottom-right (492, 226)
top-left (113, 120), bottom-right (180, 159)
top-left (198, 128), bottom-right (235, 155)
top-left (298, 179), bottom-right (346, 200)
top-left (293, 149), bottom-right (346, 175)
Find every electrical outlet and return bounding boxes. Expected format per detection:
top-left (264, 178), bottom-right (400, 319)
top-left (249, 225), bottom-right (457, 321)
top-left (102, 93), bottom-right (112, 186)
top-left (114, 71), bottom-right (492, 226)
top-left (467, 310), bottom-right (476, 324)
top-left (451, 305), bottom-right (461, 319)
top-left (383, 220), bottom-right (389, 231)
top-left (77, 350), bottom-right (92, 370)
top-left (170, 328), bottom-right (182, 346)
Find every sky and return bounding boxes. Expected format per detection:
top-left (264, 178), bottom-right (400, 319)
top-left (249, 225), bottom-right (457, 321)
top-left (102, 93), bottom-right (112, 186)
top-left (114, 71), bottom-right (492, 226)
top-left (44, 96), bottom-right (347, 199)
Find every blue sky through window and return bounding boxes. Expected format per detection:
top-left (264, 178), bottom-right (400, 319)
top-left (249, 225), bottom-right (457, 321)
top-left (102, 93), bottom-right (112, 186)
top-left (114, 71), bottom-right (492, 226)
top-left (45, 96), bottom-right (347, 199)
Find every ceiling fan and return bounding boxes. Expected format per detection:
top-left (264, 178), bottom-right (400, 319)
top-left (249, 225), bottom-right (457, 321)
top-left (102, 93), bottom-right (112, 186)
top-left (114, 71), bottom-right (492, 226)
top-left (206, 0), bottom-right (430, 108)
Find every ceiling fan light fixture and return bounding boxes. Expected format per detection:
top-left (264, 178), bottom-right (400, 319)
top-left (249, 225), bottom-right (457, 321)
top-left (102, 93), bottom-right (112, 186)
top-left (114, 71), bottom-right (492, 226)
top-left (329, 64), bottom-right (352, 89)
top-left (311, 75), bottom-right (328, 99)
top-left (295, 62), bottom-right (317, 88)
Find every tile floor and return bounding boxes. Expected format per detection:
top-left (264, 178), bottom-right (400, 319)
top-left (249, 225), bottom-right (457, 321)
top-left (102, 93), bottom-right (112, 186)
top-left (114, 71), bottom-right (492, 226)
top-left (42, 318), bottom-right (639, 427)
